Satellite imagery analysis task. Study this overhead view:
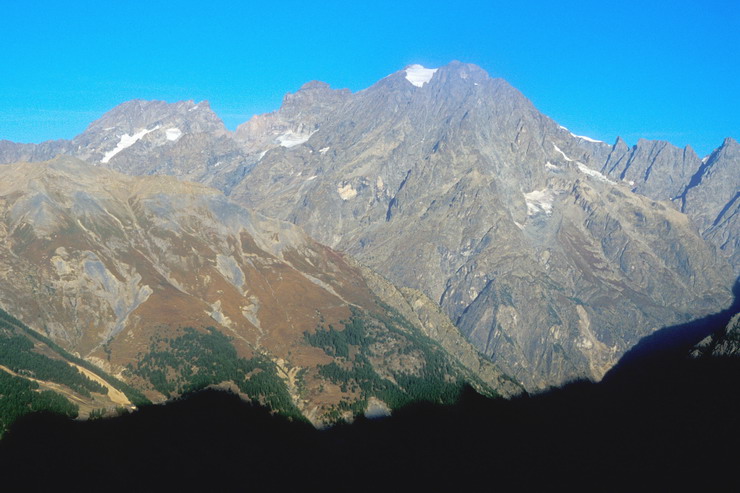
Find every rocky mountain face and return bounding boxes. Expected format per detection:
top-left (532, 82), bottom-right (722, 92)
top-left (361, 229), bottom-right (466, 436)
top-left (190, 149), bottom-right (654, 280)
top-left (0, 99), bottom-right (252, 194)
top-left (224, 62), bottom-right (735, 389)
top-left (234, 81), bottom-right (351, 152)
top-left (0, 156), bottom-right (517, 424)
top-left (598, 136), bottom-right (740, 274)
top-left (0, 61), bottom-right (736, 393)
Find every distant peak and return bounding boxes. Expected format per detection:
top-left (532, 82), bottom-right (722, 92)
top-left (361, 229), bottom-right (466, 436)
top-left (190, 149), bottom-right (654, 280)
top-left (722, 136), bottom-right (739, 148)
top-left (299, 80), bottom-right (332, 91)
top-left (614, 136), bottom-right (629, 148)
top-left (404, 64), bottom-right (438, 87)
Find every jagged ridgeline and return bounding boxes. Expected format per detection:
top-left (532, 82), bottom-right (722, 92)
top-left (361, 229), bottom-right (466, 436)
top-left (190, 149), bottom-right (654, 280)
top-left (0, 308), bottom-right (148, 433)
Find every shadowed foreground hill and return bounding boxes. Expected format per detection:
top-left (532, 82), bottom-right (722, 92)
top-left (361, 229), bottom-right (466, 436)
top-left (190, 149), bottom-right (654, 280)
top-left (2, 353), bottom-right (738, 492)
top-left (1, 280), bottom-right (737, 491)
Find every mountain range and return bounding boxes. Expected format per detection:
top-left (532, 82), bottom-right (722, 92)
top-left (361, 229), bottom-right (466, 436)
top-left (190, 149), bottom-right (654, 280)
top-left (0, 61), bottom-right (736, 425)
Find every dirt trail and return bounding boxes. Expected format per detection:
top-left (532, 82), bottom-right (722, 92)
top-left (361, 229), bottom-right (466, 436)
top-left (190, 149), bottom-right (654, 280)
top-left (0, 362), bottom-right (131, 408)
top-left (69, 363), bottom-right (131, 407)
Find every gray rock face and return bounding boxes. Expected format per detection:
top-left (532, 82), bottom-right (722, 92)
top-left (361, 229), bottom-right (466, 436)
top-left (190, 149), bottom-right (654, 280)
top-left (601, 138), bottom-right (701, 199)
top-left (0, 99), bottom-right (255, 194)
top-left (234, 80), bottom-right (351, 150)
top-left (682, 138), bottom-right (740, 272)
top-left (224, 62), bottom-right (734, 389)
top-left (596, 136), bottom-right (740, 275)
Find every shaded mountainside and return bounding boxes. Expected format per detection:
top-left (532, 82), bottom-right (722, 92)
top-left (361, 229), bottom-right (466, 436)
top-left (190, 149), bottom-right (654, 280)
top-left (3, 292), bottom-right (737, 490)
top-left (2, 350), bottom-right (738, 491)
top-left (0, 156), bottom-right (518, 425)
top-left (0, 61), bottom-right (736, 392)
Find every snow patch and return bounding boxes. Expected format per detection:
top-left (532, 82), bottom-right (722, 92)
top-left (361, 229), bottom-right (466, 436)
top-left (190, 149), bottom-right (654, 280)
top-left (571, 132), bottom-right (603, 143)
top-left (577, 162), bottom-right (616, 184)
top-left (189, 105), bottom-right (199, 112)
top-left (277, 130), bottom-right (315, 148)
top-left (404, 64), bottom-right (438, 87)
top-left (319, 146), bottom-right (330, 154)
top-left (165, 128), bottom-right (182, 141)
top-left (524, 189), bottom-right (556, 216)
top-left (552, 143), bottom-right (573, 162)
top-left (306, 175), bottom-right (317, 181)
top-left (545, 161), bottom-right (558, 170)
top-left (101, 126), bottom-right (159, 163)
top-left (337, 183), bottom-right (357, 200)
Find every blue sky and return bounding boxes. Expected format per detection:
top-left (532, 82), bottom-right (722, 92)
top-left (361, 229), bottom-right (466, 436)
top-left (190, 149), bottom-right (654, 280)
top-left (1, 0), bottom-right (738, 156)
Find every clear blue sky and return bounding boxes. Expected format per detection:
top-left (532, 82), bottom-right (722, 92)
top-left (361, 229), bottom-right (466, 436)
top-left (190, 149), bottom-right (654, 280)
top-left (1, 0), bottom-right (738, 156)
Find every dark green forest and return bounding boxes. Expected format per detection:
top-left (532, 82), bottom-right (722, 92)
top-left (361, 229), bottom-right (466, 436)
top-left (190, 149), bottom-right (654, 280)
top-left (0, 308), bottom-right (149, 406)
top-left (305, 307), bottom-right (470, 419)
top-left (0, 307), bottom-right (152, 433)
top-left (128, 327), bottom-right (303, 420)
top-left (0, 334), bottom-right (107, 397)
top-left (0, 371), bottom-right (78, 433)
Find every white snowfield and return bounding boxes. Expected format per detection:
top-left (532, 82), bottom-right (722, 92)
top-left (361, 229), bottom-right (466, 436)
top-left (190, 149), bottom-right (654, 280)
top-left (558, 125), bottom-right (604, 143)
top-left (576, 162), bottom-right (615, 184)
top-left (101, 126), bottom-right (159, 163)
top-left (571, 133), bottom-right (604, 143)
top-left (277, 130), bottom-right (315, 148)
top-left (165, 128), bottom-right (183, 141)
top-left (405, 65), bottom-right (438, 87)
top-left (552, 142), bottom-right (616, 184)
top-left (552, 143), bottom-right (573, 162)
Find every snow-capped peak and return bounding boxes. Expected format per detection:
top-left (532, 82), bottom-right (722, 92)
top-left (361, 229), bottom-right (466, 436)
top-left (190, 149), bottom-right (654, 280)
top-left (404, 65), bottom-right (438, 87)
